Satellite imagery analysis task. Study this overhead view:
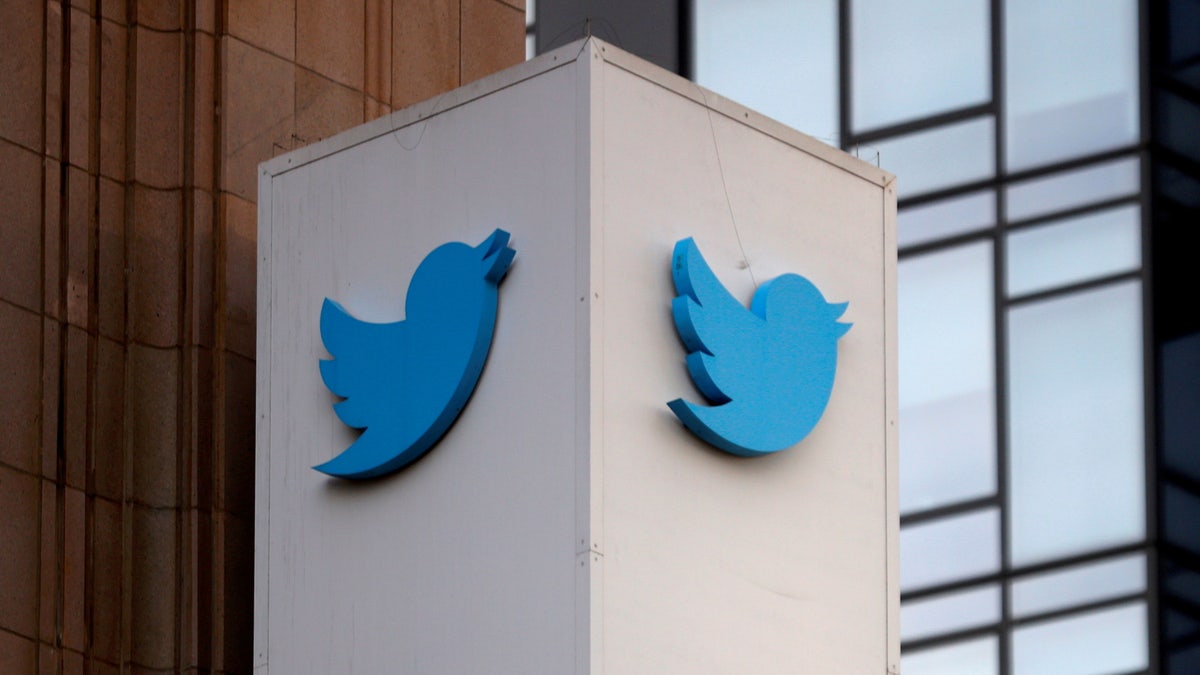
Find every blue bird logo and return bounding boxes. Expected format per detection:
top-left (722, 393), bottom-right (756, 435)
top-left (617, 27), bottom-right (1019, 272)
top-left (667, 238), bottom-right (851, 457)
top-left (316, 229), bottom-right (516, 479)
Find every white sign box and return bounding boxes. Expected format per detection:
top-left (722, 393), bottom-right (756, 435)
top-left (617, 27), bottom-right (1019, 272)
top-left (257, 38), bottom-right (897, 673)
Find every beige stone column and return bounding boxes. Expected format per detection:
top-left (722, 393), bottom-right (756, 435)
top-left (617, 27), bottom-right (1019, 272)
top-left (0, 1), bottom-right (523, 672)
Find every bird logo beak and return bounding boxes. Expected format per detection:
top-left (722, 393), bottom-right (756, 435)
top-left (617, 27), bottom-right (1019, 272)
top-left (477, 228), bottom-right (516, 283)
top-left (829, 301), bottom-right (852, 338)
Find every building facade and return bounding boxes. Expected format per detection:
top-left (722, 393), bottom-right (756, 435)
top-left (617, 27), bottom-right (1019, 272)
top-left (3, 0), bottom-right (1195, 672)
top-left (0, 1), bottom-right (523, 672)
top-left (533, 0), bottom-right (1200, 673)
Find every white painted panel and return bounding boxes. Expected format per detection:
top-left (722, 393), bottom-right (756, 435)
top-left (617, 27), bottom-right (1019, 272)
top-left (593, 51), bottom-right (896, 673)
top-left (259, 39), bottom-right (896, 675)
top-left (258, 49), bottom-right (589, 674)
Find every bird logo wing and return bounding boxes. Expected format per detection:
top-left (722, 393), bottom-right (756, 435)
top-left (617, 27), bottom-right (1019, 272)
top-left (669, 237), bottom-right (765, 406)
top-left (318, 298), bottom-right (407, 431)
top-left (667, 237), bottom-right (850, 457)
top-left (315, 229), bottom-right (515, 480)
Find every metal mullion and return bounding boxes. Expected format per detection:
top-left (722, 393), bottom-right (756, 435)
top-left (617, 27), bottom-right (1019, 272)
top-left (1165, 631), bottom-right (1200, 654)
top-left (902, 625), bottom-right (1000, 654)
top-left (1005, 194), bottom-right (1142, 233)
top-left (1008, 591), bottom-right (1148, 629)
top-left (848, 102), bottom-right (995, 146)
top-left (1151, 143), bottom-right (1200, 180)
top-left (1162, 466), bottom-right (1200, 495)
top-left (1134, 11), bottom-right (1156, 664)
top-left (900, 496), bottom-right (1000, 528)
top-left (903, 574), bottom-right (1006, 603)
top-left (837, 0), bottom-right (851, 151)
top-left (1007, 542), bottom-right (1151, 580)
top-left (898, 228), bottom-right (996, 260)
top-left (989, 1), bottom-right (1012, 672)
top-left (1003, 146), bottom-right (1142, 187)
top-left (1156, 73), bottom-right (1200, 105)
top-left (897, 178), bottom-right (999, 210)
top-left (901, 541), bottom-right (1151, 604)
top-left (1160, 540), bottom-right (1200, 574)
top-left (1006, 269), bottom-right (1143, 308)
top-left (897, 147), bottom-right (1140, 211)
top-left (894, 155), bottom-right (1144, 249)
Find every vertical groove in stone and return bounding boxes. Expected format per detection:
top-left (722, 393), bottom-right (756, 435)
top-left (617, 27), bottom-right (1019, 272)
top-left (53, 3), bottom-right (71, 674)
top-left (119, 0), bottom-right (136, 669)
top-left (204, 7), bottom-right (222, 672)
top-left (178, 0), bottom-right (196, 668)
top-left (204, 0), bottom-right (221, 664)
top-left (33, 1), bottom-right (48, 669)
top-left (84, 0), bottom-right (102, 670)
top-left (178, 0), bottom-right (198, 662)
top-left (213, 37), bottom-right (226, 675)
top-left (211, 0), bottom-right (230, 669)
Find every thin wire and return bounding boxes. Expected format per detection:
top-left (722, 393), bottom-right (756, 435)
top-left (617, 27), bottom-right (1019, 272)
top-left (388, 86), bottom-right (452, 151)
top-left (851, 143), bottom-right (881, 167)
top-left (693, 84), bottom-right (757, 287)
top-left (541, 18), bottom-right (589, 52)
top-left (391, 31), bottom-right (596, 153)
top-left (541, 15), bottom-right (625, 54)
top-left (584, 17), bottom-right (625, 50)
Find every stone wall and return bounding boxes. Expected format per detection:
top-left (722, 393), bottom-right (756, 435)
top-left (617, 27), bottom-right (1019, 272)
top-left (0, 1), bottom-right (523, 672)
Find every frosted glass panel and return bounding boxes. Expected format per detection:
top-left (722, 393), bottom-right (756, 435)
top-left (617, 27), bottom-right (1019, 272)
top-left (1012, 603), bottom-right (1148, 675)
top-left (1007, 204), bottom-right (1142, 296)
top-left (898, 191), bottom-right (995, 248)
top-left (1006, 157), bottom-right (1140, 222)
top-left (902, 636), bottom-right (998, 675)
top-left (899, 243), bottom-right (995, 514)
top-left (901, 509), bottom-right (1000, 591)
top-left (1012, 553), bottom-right (1146, 619)
top-left (901, 585), bottom-right (1000, 642)
top-left (851, 0), bottom-right (990, 131)
top-left (1008, 281), bottom-right (1145, 566)
top-left (874, 117), bottom-right (994, 198)
top-left (694, 0), bottom-right (838, 143)
top-left (1005, 0), bottom-right (1139, 170)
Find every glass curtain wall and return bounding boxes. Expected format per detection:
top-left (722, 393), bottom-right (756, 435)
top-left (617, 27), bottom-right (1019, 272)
top-left (1150, 0), bottom-right (1200, 671)
top-left (694, 1), bottom-right (1150, 673)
